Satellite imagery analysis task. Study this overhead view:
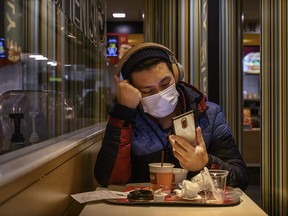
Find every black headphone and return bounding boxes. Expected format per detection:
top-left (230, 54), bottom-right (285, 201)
top-left (116, 42), bottom-right (184, 82)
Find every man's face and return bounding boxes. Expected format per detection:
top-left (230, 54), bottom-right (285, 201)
top-left (131, 62), bottom-right (175, 98)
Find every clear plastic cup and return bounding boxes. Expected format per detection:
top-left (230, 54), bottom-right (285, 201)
top-left (172, 168), bottom-right (188, 189)
top-left (200, 169), bottom-right (229, 203)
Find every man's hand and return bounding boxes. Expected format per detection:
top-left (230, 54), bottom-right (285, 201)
top-left (114, 75), bottom-right (142, 109)
top-left (169, 127), bottom-right (208, 171)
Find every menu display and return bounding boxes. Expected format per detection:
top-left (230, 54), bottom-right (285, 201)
top-left (0, 38), bottom-right (6, 58)
top-left (107, 36), bottom-right (118, 57)
top-left (243, 46), bottom-right (260, 74)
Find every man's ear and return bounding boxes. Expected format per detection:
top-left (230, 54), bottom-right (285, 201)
top-left (172, 63), bottom-right (184, 83)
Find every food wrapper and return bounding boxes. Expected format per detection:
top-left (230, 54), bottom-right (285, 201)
top-left (174, 180), bottom-right (199, 199)
top-left (190, 172), bottom-right (212, 191)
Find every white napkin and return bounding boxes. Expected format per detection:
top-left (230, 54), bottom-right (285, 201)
top-left (174, 180), bottom-right (199, 198)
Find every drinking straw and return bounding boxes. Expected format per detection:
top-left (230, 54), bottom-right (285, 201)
top-left (161, 150), bottom-right (164, 167)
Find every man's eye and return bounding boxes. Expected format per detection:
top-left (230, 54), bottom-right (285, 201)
top-left (161, 79), bottom-right (171, 87)
top-left (141, 90), bottom-right (153, 95)
top-left (162, 82), bottom-right (170, 87)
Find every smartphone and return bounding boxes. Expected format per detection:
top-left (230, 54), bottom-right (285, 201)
top-left (172, 110), bottom-right (196, 146)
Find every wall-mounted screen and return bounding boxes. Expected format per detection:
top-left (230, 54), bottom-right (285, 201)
top-left (106, 36), bottom-right (118, 57)
top-left (0, 38), bottom-right (6, 58)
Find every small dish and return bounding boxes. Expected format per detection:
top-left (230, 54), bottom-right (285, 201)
top-left (153, 192), bottom-right (167, 202)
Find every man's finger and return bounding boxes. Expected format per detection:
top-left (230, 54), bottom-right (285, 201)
top-left (169, 134), bottom-right (192, 150)
top-left (196, 127), bottom-right (205, 147)
top-left (114, 75), bottom-right (121, 83)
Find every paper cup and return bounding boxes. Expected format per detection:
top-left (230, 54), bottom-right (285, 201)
top-left (149, 163), bottom-right (174, 194)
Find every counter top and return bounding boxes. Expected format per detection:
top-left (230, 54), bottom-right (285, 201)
top-left (79, 188), bottom-right (268, 216)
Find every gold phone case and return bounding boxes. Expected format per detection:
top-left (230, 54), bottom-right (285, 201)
top-left (172, 110), bottom-right (196, 145)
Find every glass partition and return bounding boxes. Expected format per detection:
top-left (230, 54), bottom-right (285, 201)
top-left (0, 0), bottom-right (107, 155)
top-left (241, 0), bottom-right (261, 166)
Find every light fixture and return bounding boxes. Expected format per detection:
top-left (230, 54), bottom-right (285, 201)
top-left (29, 54), bottom-right (42, 58)
top-left (113, 13), bottom-right (126, 18)
top-left (29, 54), bottom-right (48, 61)
top-left (47, 61), bottom-right (57, 66)
top-left (35, 56), bottom-right (48, 60)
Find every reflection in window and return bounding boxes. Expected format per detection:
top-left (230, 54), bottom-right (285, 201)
top-left (0, 0), bottom-right (108, 154)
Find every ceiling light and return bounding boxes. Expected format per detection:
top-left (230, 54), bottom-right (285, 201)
top-left (113, 13), bottom-right (126, 18)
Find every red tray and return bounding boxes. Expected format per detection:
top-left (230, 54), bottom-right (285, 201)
top-left (104, 185), bottom-right (242, 207)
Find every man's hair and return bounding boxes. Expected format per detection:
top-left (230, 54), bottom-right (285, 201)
top-left (127, 58), bottom-right (173, 83)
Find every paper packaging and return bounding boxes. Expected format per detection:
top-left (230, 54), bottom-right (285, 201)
top-left (71, 190), bottom-right (128, 203)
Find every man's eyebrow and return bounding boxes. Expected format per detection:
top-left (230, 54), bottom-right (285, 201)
top-left (139, 85), bottom-right (153, 90)
top-left (139, 76), bottom-right (171, 89)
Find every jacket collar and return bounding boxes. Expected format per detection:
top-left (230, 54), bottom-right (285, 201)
top-left (176, 81), bottom-right (209, 120)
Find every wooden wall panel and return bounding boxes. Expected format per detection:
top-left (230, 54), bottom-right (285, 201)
top-left (0, 134), bottom-right (102, 216)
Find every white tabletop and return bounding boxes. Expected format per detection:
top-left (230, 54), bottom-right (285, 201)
top-left (79, 187), bottom-right (268, 216)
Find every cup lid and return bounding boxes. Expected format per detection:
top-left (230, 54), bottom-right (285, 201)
top-left (149, 163), bottom-right (174, 168)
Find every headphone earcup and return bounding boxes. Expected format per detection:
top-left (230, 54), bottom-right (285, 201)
top-left (172, 63), bottom-right (179, 83)
top-left (177, 62), bottom-right (185, 81)
top-left (172, 63), bottom-right (185, 82)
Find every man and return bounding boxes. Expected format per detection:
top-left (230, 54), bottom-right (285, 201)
top-left (94, 42), bottom-right (249, 190)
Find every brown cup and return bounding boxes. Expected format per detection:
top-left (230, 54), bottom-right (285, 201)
top-left (149, 163), bottom-right (175, 194)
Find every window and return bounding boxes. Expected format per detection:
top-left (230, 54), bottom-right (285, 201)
top-left (0, 0), bottom-right (107, 155)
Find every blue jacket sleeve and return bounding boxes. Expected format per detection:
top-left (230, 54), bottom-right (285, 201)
top-left (201, 102), bottom-right (249, 190)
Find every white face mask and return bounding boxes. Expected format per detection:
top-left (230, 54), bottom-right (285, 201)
top-left (141, 83), bottom-right (179, 118)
